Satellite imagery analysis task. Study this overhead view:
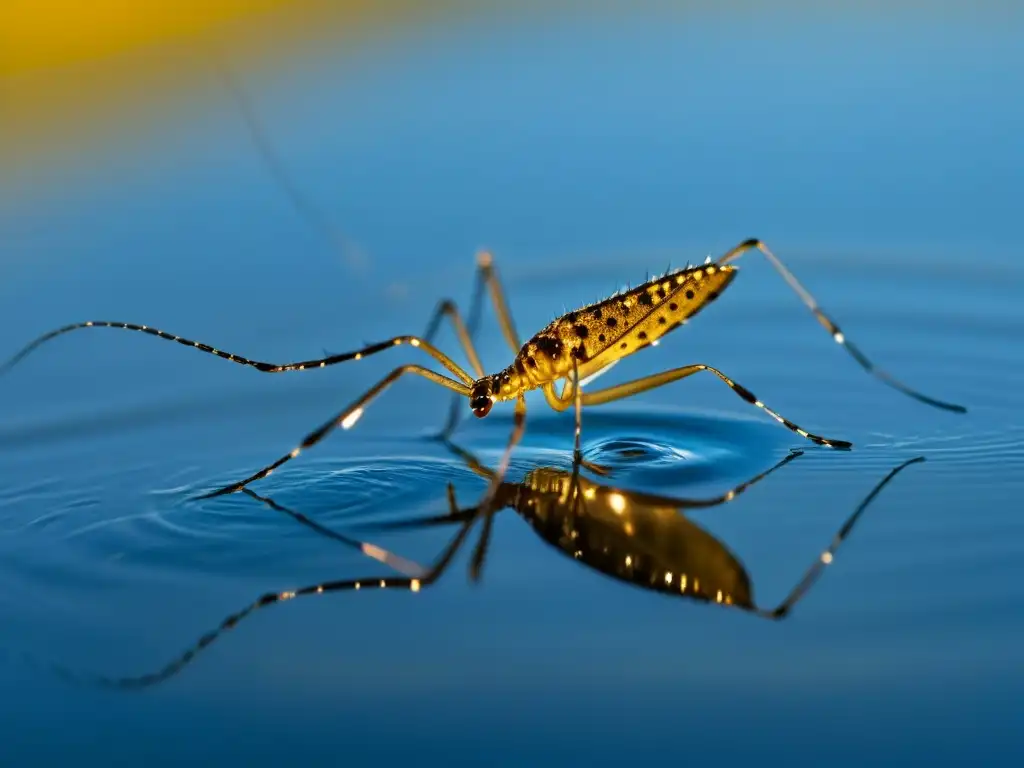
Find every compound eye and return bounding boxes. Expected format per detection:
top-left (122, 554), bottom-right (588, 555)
top-left (470, 396), bottom-right (493, 418)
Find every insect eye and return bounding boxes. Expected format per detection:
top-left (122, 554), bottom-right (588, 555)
top-left (470, 396), bottom-right (493, 418)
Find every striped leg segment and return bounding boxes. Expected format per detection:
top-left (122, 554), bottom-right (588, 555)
top-left (756, 456), bottom-right (925, 619)
top-left (240, 488), bottom-right (426, 578)
top-left (1, 321), bottom-right (474, 385)
top-left (574, 363), bottom-right (852, 449)
top-left (56, 499), bottom-right (476, 691)
top-left (719, 239), bottom-right (966, 413)
top-left (427, 250), bottom-right (522, 439)
top-left (196, 365), bottom-right (470, 499)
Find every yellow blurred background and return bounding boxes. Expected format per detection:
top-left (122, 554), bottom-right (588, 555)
top-left (0, 0), bottom-right (490, 190)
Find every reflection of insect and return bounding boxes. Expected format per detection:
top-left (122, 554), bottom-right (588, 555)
top-left (53, 447), bottom-right (924, 690)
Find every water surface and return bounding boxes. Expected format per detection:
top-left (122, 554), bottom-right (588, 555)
top-left (1, 6), bottom-right (1022, 766)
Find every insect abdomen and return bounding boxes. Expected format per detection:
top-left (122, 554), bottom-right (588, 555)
top-left (568, 264), bottom-right (737, 371)
top-left (513, 263), bottom-right (736, 387)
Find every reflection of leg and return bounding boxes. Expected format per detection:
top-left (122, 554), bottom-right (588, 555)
top-left (609, 449), bottom-right (805, 511)
top-left (572, 361), bottom-right (584, 461)
top-left (468, 396), bottom-right (528, 582)
top-left (438, 438), bottom-right (498, 481)
top-left (240, 488), bottom-right (426, 578)
top-left (369, 449), bottom-right (805, 536)
top-left (80, 505), bottom-right (479, 691)
top-left (197, 365), bottom-right (470, 499)
top-left (755, 456), bottom-right (926, 620)
top-left (719, 239), bottom-right (965, 413)
top-left (572, 363), bottom-right (851, 449)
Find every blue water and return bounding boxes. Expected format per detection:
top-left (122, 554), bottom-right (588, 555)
top-left (1, 6), bottom-right (1022, 766)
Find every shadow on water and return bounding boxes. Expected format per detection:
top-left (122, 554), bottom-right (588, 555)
top-left (26, 439), bottom-right (925, 691)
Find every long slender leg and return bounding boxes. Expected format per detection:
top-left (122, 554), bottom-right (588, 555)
top-left (599, 448), bottom-right (804, 511)
top-left (719, 239), bottom-right (966, 413)
top-left (430, 250), bottom-right (523, 438)
top-left (197, 366), bottom-right (470, 499)
top-left (0, 324), bottom-right (474, 386)
top-left (439, 438), bottom-right (498, 481)
top-left (421, 298), bottom-right (485, 380)
top-left (240, 488), bottom-right (427, 578)
top-left (754, 455), bottom-right (925, 619)
top-left (467, 395), bottom-right (527, 582)
top-left (424, 277), bottom-right (487, 439)
top-left (476, 251), bottom-right (522, 353)
top-left (316, 271), bottom-right (488, 435)
top-left (48, 500), bottom-right (478, 691)
top-left (550, 364), bottom-right (852, 449)
top-left (572, 360), bottom-right (584, 461)
top-left (563, 362), bottom-right (615, 476)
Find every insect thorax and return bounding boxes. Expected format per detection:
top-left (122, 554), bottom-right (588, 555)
top-left (510, 263), bottom-right (737, 388)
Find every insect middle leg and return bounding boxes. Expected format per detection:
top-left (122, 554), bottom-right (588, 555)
top-left (718, 239), bottom-right (966, 413)
top-left (547, 364), bottom-right (852, 449)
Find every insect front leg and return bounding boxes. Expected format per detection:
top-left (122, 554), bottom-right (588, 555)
top-left (197, 365), bottom-right (471, 498)
top-left (426, 250), bottom-right (523, 439)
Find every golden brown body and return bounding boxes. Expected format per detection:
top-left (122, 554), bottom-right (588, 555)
top-left (480, 263), bottom-right (737, 406)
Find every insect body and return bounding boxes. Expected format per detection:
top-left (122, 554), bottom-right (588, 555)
top-left (2, 238), bottom-right (965, 559)
top-left (474, 261), bottom-right (736, 415)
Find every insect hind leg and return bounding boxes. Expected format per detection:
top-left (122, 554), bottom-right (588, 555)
top-left (568, 364), bottom-right (852, 449)
top-left (718, 239), bottom-right (966, 413)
